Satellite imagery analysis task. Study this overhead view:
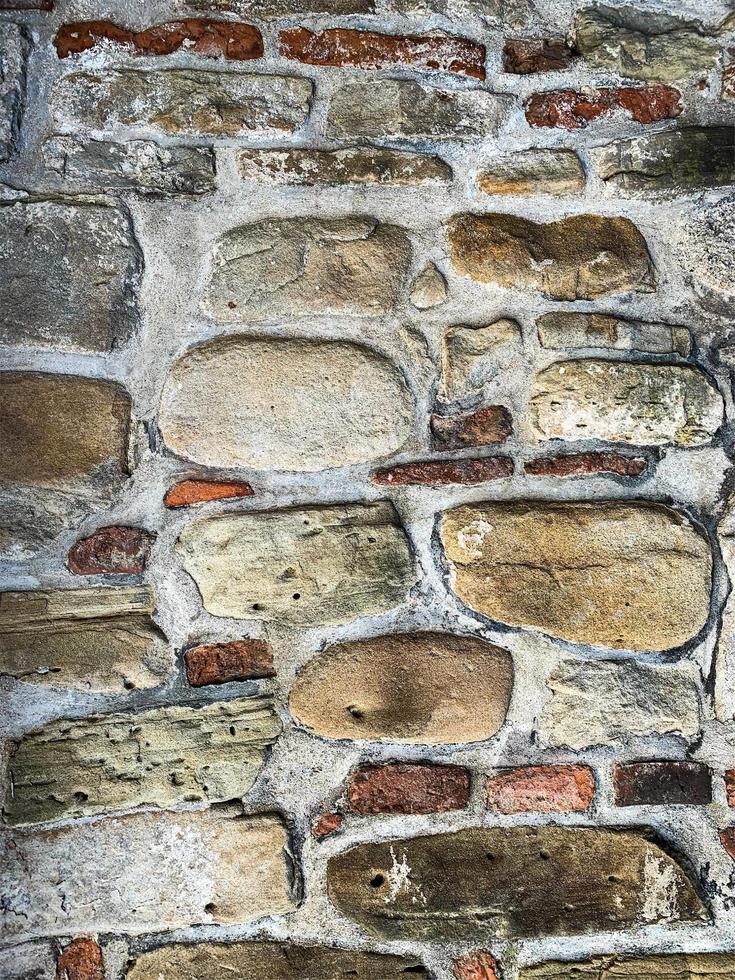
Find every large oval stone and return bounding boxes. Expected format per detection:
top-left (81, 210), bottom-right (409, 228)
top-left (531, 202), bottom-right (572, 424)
top-left (326, 827), bottom-right (706, 939)
top-left (290, 632), bottom-right (513, 743)
top-left (159, 335), bottom-right (414, 471)
top-left (440, 501), bottom-right (711, 651)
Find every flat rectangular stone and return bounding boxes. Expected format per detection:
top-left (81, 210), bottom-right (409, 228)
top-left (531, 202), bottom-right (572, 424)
top-left (185, 0), bottom-right (374, 14)
top-left (238, 147), bottom-right (451, 186)
top-left (0, 24), bottom-right (28, 162)
top-left (521, 954), bottom-right (735, 980)
top-left (536, 311), bottom-right (691, 354)
top-left (0, 807), bottom-right (293, 940)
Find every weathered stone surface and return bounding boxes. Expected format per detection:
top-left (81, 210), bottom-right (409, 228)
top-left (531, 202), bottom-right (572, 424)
top-left (441, 501), bottom-right (711, 650)
top-left (486, 765), bottom-right (596, 814)
top-left (431, 406), bottom-right (513, 450)
top-left (238, 146), bottom-right (451, 186)
top-left (440, 319), bottom-right (522, 403)
top-left (592, 127), bottom-right (735, 196)
top-left (536, 311), bottom-right (691, 354)
top-left (279, 28), bottom-right (485, 79)
top-left (313, 811), bottom-right (344, 839)
top-left (290, 632), bottom-right (513, 743)
top-left (55, 19), bottom-right (263, 59)
top-left (410, 262), bottom-right (448, 308)
top-left (203, 217), bottom-right (410, 320)
top-left (613, 761), bottom-right (712, 806)
top-left (349, 763), bottom-right (470, 815)
top-left (574, 6), bottom-right (718, 83)
top-left (327, 79), bottom-right (507, 140)
top-left (159, 336), bottom-right (414, 471)
top-left (540, 660), bottom-right (701, 749)
top-left (0, 586), bottom-right (170, 693)
top-left (721, 828), bottom-right (735, 861)
top-left (0, 0), bottom-right (52, 7)
top-left (185, 639), bottom-right (275, 686)
top-left (0, 202), bottom-right (140, 351)
top-left (530, 360), bottom-right (723, 446)
top-left (127, 942), bottom-right (427, 979)
top-left (0, 808), bottom-right (293, 939)
top-left (185, 0), bottom-right (373, 14)
top-left (525, 85), bottom-right (681, 129)
top-left (0, 942), bottom-right (55, 980)
top-left (454, 951), bottom-right (500, 980)
top-left (51, 71), bottom-right (312, 137)
top-left (372, 457), bottom-right (513, 486)
top-left (177, 503), bottom-right (415, 625)
top-left (478, 150), bottom-right (584, 196)
top-left (389, 0), bottom-right (533, 20)
top-left (677, 198), bottom-right (735, 312)
top-left (56, 938), bottom-right (104, 980)
top-left (520, 954), bottom-right (735, 980)
top-left (165, 478), bottom-right (254, 508)
top-left (448, 213), bottom-right (655, 300)
top-left (503, 38), bottom-right (573, 73)
top-left (43, 137), bottom-right (216, 195)
top-left (0, 373), bottom-right (131, 488)
top-left (67, 526), bottom-right (154, 575)
top-left (725, 770), bottom-right (735, 806)
top-left (327, 826), bottom-right (705, 939)
top-left (525, 452), bottom-right (647, 479)
top-left (4, 695), bottom-right (279, 825)
top-left (0, 24), bottom-right (28, 162)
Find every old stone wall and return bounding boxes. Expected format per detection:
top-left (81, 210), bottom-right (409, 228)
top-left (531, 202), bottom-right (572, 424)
top-left (2, 0), bottom-right (735, 977)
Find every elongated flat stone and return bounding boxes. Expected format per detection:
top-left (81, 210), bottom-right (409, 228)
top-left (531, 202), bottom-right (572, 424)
top-left (0, 24), bottom-right (28, 162)
top-left (440, 501), bottom-right (711, 651)
top-left (127, 942), bottom-right (428, 979)
top-left (478, 149), bottom-right (584, 195)
top-left (0, 808), bottom-right (293, 940)
top-left (177, 503), bottom-right (415, 625)
top-left (521, 954), bottom-right (735, 980)
top-left (0, 586), bottom-right (169, 693)
top-left (238, 146), bottom-right (451, 185)
top-left (327, 827), bottom-right (705, 939)
top-left (4, 695), bottom-right (279, 826)
top-left (290, 632), bottom-right (513, 743)
top-left (536, 311), bottom-right (690, 354)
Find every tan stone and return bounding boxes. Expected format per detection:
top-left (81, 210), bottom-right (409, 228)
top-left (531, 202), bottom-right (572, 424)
top-left (520, 954), bottom-right (735, 980)
top-left (409, 263), bottom-right (447, 309)
top-left (536, 311), bottom-right (691, 354)
top-left (0, 586), bottom-right (170, 693)
top-left (440, 319), bottom-right (522, 403)
top-left (238, 146), bottom-right (451, 185)
top-left (478, 150), bottom-right (585, 195)
top-left (290, 632), bottom-right (513, 743)
top-left (716, 504), bottom-right (735, 720)
top-left (159, 335), bottom-right (414, 471)
top-left (203, 217), bottom-right (411, 320)
top-left (0, 808), bottom-right (293, 940)
top-left (177, 503), bottom-right (415, 625)
top-left (530, 360), bottom-right (723, 446)
top-left (440, 501), bottom-right (711, 650)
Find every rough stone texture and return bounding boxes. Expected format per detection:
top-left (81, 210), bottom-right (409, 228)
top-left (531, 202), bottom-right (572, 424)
top-left (0, 372), bottom-right (131, 489)
top-left (372, 456), bottom-right (513, 486)
top-left (677, 197), bottom-right (735, 312)
top-left (447, 213), bottom-right (655, 300)
top-left (55, 20), bottom-right (264, 60)
top-left (525, 85), bottom-right (681, 129)
top-left (440, 319), bottom-right (522, 403)
top-left (0, 586), bottom-right (169, 693)
top-left (51, 71), bottom-right (313, 137)
top-left (536, 311), bottom-right (691, 354)
top-left (454, 951), bottom-right (500, 980)
top-left (238, 146), bottom-right (451, 186)
top-left (530, 360), bottom-right (723, 446)
top-left (592, 127), bottom-right (735, 196)
top-left (184, 638), bottom-right (275, 686)
top-left (290, 632), bottom-right (513, 743)
top-left (4, 695), bottom-right (279, 825)
top-left (478, 150), bottom-right (585, 196)
top-left (726, 770), bottom-right (735, 807)
top-left (176, 503), bottom-right (415, 625)
top-left (573, 6), bottom-right (718, 83)
top-left (613, 761), bottom-right (712, 807)
top-left (524, 451), bottom-right (647, 478)
top-left (721, 828), bottom-right (735, 861)
top-left (127, 942), bottom-right (428, 979)
top-left (0, 0), bottom-right (52, 7)
top-left (348, 763), bottom-right (471, 815)
top-left (313, 811), bottom-right (344, 839)
top-left (503, 38), bottom-right (573, 74)
top-left (185, 0), bottom-right (374, 14)
top-left (55, 938), bottom-right (104, 980)
top-left (0, 808), bottom-right (293, 939)
top-left (327, 80), bottom-right (507, 140)
top-left (203, 217), bottom-right (411, 320)
top-left (67, 526), bottom-right (154, 575)
top-left (440, 501), bottom-right (711, 650)
top-left (486, 764), bottom-right (596, 814)
top-left (540, 660), bottom-right (701, 749)
top-left (0, 202), bottom-right (140, 352)
top-left (0, 24), bottom-right (28, 163)
top-left (520, 955), bottom-right (735, 980)
top-left (410, 262), bottom-right (448, 308)
top-left (431, 405), bottom-right (513, 450)
top-left (165, 478), bottom-right (254, 508)
top-left (327, 827), bottom-right (705, 939)
top-left (159, 335), bottom-right (414, 471)
top-left (42, 137), bottom-right (216, 195)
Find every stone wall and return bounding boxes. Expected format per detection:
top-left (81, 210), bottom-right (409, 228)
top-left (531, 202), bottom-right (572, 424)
top-left (2, 0), bottom-right (735, 977)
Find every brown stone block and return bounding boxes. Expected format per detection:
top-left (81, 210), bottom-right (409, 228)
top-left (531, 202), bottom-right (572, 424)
top-left (165, 478), bottom-right (254, 508)
top-left (55, 19), bottom-right (263, 59)
top-left (67, 526), bottom-right (154, 575)
top-left (56, 938), bottom-right (104, 980)
top-left (613, 761), bottom-right (712, 806)
top-left (524, 452), bottom-right (647, 478)
top-left (184, 639), bottom-right (275, 686)
top-left (487, 764), bottom-right (596, 814)
top-left (525, 85), bottom-right (681, 129)
top-left (431, 406), bottom-right (513, 450)
top-left (372, 457), bottom-right (512, 486)
top-left (348, 762), bottom-right (470, 815)
top-left (503, 38), bottom-right (573, 73)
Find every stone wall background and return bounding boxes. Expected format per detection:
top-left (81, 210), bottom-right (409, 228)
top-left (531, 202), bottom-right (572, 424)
top-left (3, 0), bottom-right (735, 977)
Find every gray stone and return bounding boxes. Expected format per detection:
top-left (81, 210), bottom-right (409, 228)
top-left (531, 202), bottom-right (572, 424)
top-left (677, 197), bottom-right (735, 312)
top-left (409, 263), bottom-right (447, 309)
top-left (0, 202), bottom-right (141, 352)
top-left (0, 942), bottom-right (54, 980)
top-left (186, 0), bottom-right (374, 14)
top-left (536, 312), bottom-right (691, 354)
top-left (440, 319), bottom-right (522, 403)
top-left (0, 24), bottom-right (27, 162)
top-left (238, 146), bottom-right (451, 186)
top-left (478, 150), bottom-right (585, 196)
top-left (389, 0), bottom-right (534, 23)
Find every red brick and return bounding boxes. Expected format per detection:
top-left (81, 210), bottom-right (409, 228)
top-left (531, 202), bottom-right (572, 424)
top-left (613, 761), bottom-right (712, 806)
top-left (524, 452), bottom-right (647, 478)
top-left (348, 763), bottom-right (471, 816)
top-left (453, 951), bottom-right (500, 980)
top-left (278, 27), bottom-right (485, 79)
top-left (164, 478), bottom-right (254, 508)
top-left (431, 406), bottom-right (512, 451)
top-left (486, 765), bottom-right (595, 814)
top-left (313, 811), bottom-right (344, 839)
top-left (67, 526), bottom-right (154, 576)
top-left (503, 38), bottom-right (574, 74)
top-left (55, 19), bottom-right (263, 60)
top-left (56, 938), bottom-right (104, 980)
top-left (525, 85), bottom-right (681, 129)
top-left (372, 457), bottom-right (512, 486)
top-left (721, 827), bottom-right (735, 861)
top-left (184, 639), bottom-right (275, 687)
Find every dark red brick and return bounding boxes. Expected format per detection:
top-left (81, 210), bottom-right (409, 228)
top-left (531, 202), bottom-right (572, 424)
top-left (721, 827), bottom-right (735, 861)
top-left (278, 27), bottom-right (485, 79)
top-left (524, 452), bottom-right (647, 478)
top-left (503, 38), bottom-right (574, 74)
top-left (487, 765), bottom-right (595, 814)
top-left (348, 762), bottom-right (470, 816)
top-left (184, 639), bottom-right (275, 687)
top-left (613, 761), bottom-right (712, 806)
top-left (312, 811), bottom-right (344, 839)
top-left (525, 85), bottom-right (681, 129)
top-left (67, 526), bottom-right (154, 576)
top-left (431, 406), bottom-right (513, 450)
top-left (164, 478), bottom-right (254, 508)
top-left (453, 951), bottom-right (500, 980)
top-left (372, 457), bottom-right (512, 486)
top-left (56, 938), bottom-right (104, 980)
top-left (55, 19), bottom-right (263, 60)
